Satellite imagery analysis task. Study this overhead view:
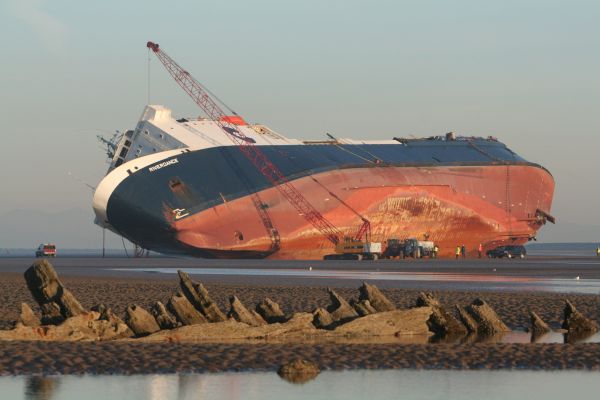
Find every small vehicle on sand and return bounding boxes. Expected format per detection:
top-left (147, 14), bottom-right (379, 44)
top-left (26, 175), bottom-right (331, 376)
top-left (382, 238), bottom-right (437, 259)
top-left (35, 244), bottom-right (57, 258)
top-left (486, 245), bottom-right (526, 259)
top-left (382, 239), bottom-right (404, 259)
top-left (403, 239), bottom-right (436, 258)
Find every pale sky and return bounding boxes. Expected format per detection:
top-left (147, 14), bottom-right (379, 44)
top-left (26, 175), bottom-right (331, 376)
top-left (1, 0), bottom-right (599, 248)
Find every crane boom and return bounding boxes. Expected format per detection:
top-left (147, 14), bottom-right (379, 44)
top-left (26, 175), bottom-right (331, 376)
top-left (147, 41), bottom-right (342, 245)
top-left (308, 175), bottom-right (371, 242)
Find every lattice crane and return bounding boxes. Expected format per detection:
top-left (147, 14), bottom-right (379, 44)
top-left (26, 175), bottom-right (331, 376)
top-left (147, 41), bottom-right (371, 246)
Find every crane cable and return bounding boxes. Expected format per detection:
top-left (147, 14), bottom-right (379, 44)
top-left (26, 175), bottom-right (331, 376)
top-left (121, 236), bottom-right (130, 258)
top-left (147, 48), bottom-right (151, 104)
top-left (325, 133), bottom-right (375, 164)
top-left (147, 46), bottom-right (237, 116)
top-left (197, 81), bottom-right (239, 116)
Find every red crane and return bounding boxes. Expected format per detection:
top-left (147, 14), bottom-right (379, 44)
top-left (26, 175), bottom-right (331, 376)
top-left (147, 41), bottom-right (370, 246)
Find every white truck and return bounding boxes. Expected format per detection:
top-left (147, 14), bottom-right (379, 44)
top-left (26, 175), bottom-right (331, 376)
top-left (403, 239), bottom-right (436, 258)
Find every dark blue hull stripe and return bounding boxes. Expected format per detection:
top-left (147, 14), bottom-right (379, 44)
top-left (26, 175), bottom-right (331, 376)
top-left (106, 141), bottom-right (543, 254)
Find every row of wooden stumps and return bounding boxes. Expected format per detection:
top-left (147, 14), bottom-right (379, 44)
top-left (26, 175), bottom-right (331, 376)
top-left (15, 260), bottom-right (600, 340)
top-left (10, 259), bottom-right (600, 383)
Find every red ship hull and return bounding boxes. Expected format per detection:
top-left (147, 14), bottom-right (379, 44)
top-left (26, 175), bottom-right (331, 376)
top-left (170, 164), bottom-right (554, 259)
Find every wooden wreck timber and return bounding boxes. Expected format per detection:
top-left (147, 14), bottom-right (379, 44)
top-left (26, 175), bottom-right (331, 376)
top-left (529, 311), bottom-right (552, 336)
top-left (278, 359), bottom-right (321, 384)
top-left (4, 260), bottom-right (599, 345)
top-left (1, 311), bottom-right (133, 341)
top-left (562, 299), bottom-right (599, 335)
top-left (255, 298), bottom-right (287, 323)
top-left (23, 259), bottom-right (85, 324)
top-left (415, 292), bottom-right (467, 336)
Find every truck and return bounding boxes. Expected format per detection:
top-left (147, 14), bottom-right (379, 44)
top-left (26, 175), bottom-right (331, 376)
top-left (323, 237), bottom-right (382, 260)
top-left (382, 238), bottom-right (437, 259)
top-left (382, 238), bottom-right (404, 259)
top-left (35, 243), bottom-right (56, 258)
top-left (403, 239), bottom-right (436, 258)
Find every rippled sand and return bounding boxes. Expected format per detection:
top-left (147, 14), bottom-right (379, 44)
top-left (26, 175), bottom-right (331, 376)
top-left (1, 272), bottom-right (600, 374)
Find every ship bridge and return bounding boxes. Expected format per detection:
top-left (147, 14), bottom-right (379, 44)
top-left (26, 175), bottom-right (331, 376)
top-left (109, 105), bottom-right (304, 170)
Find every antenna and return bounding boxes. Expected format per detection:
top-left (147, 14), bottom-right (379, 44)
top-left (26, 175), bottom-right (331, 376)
top-left (67, 171), bottom-right (95, 191)
top-left (97, 130), bottom-right (122, 160)
top-left (326, 133), bottom-right (338, 142)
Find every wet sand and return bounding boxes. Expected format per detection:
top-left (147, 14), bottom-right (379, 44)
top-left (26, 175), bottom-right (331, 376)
top-left (2, 342), bottom-right (600, 375)
top-left (2, 272), bottom-right (600, 331)
top-left (1, 268), bottom-right (600, 374)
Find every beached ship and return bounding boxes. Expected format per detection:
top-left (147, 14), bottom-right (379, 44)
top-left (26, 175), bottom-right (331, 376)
top-left (92, 104), bottom-right (555, 259)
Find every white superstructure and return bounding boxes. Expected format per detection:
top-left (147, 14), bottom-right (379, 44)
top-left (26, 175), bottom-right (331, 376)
top-left (109, 105), bottom-right (302, 170)
top-left (95, 104), bottom-right (399, 232)
top-left (108, 105), bottom-right (398, 172)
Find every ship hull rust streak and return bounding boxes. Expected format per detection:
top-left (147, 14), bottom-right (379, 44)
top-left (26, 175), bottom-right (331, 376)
top-left (101, 158), bottom-right (552, 259)
top-left (171, 164), bottom-right (552, 259)
top-left (93, 106), bottom-right (554, 260)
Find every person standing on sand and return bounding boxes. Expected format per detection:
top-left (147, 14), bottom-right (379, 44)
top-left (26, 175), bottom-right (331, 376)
top-left (478, 243), bottom-right (483, 258)
top-left (455, 245), bottom-right (460, 259)
top-left (461, 244), bottom-right (466, 259)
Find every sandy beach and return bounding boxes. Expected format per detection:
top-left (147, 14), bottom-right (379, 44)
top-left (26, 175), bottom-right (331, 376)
top-left (2, 271), bottom-right (600, 331)
top-left (1, 267), bottom-right (600, 374)
top-left (2, 342), bottom-right (600, 375)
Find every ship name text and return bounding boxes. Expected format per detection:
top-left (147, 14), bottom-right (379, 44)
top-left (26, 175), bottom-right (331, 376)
top-left (149, 158), bottom-right (179, 172)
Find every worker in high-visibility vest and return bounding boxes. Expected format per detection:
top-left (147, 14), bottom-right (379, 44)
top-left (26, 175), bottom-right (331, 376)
top-left (455, 245), bottom-right (461, 260)
top-left (596, 245), bottom-right (600, 257)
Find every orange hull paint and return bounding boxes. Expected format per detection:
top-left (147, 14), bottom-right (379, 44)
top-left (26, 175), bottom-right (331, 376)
top-left (172, 165), bottom-right (554, 259)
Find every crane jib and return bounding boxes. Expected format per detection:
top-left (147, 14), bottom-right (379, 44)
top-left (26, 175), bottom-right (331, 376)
top-left (147, 40), bottom-right (373, 247)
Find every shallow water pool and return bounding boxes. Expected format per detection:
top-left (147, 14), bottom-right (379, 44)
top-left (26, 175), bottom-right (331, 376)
top-left (113, 267), bottom-right (600, 294)
top-left (3, 369), bottom-right (600, 400)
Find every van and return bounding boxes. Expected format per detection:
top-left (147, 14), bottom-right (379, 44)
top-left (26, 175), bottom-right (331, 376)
top-left (35, 244), bottom-right (57, 258)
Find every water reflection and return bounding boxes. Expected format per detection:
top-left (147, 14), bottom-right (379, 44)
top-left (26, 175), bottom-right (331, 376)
top-left (429, 330), bottom-right (600, 344)
top-left (148, 374), bottom-right (174, 400)
top-left (25, 377), bottom-right (59, 400)
top-left (177, 374), bottom-right (207, 399)
top-left (4, 370), bottom-right (600, 400)
top-left (114, 267), bottom-right (600, 295)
